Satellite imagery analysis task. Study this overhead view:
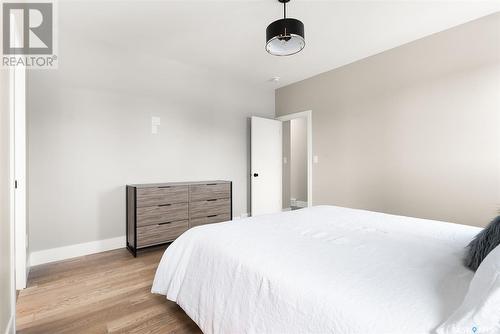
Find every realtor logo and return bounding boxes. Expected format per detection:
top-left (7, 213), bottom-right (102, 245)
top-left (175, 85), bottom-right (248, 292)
top-left (2, 2), bottom-right (57, 68)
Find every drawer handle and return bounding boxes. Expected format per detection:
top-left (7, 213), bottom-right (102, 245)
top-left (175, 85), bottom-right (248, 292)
top-left (158, 222), bottom-right (172, 226)
top-left (158, 186), bottom-right (171, 189)
top-left (158, 204), bottom-right (172, 207)
top-left (207, 215), bottom-right (217, 218)
top-left (206, 183), bottom-right (217, 186)
top-left (207, 199), bottom-right (217, 202)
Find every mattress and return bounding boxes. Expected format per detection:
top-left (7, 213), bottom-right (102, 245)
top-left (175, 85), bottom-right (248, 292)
top-left (152, 205), bottom-right (482, 334)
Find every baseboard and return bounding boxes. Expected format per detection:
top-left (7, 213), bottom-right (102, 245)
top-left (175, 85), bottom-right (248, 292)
top-left (233, 213), bottom-right (249, 220)
top-left (295, 200), bottom-right (308, 208)
top-left (4, 314), bottom-right (14, 334)
top-left (29, 236), bottom-right (126, 267)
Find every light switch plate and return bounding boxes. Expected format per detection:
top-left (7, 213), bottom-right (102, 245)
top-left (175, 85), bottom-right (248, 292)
top-left (313, 155), bottom-right (319, 163)
top-left (151, 116), bottom-right (160, 134)
top-left (151, 116), bottom-right (161, 126)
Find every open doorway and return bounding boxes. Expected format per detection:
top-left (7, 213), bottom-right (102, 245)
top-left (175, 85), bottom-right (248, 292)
top-left (276, 111), bottom-right (312, 210)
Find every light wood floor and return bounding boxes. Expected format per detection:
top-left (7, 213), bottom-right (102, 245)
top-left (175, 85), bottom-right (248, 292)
top-left (16, 247), bottom-right (202, 334)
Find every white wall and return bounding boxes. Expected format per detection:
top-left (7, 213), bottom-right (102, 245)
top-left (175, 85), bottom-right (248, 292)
top-left (282, 121), bottom-right (291, 209)
top-left (290, 118), bottom-right (308, 203)
top-left (27, 35), bottom-right (274, 252)
top-left (276, 13), bottom-right (500, 227)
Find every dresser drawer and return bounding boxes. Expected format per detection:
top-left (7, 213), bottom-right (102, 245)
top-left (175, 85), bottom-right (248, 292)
top-left (190, 213), bottom-right (231, 228)
top-left (137, 186), bottom-right (188, 208)
top-left (136, 202), bottom-right (188, 227)
top-left (189, 183), bottom-right (230, 202)
top-left (137, 220), bottom-right (188, 247)
top-left (189, 198), bottom-right (231, 219)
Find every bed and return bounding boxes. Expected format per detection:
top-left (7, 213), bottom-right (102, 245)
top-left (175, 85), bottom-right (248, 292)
top-left (151, 205), bottom-right (482, 334)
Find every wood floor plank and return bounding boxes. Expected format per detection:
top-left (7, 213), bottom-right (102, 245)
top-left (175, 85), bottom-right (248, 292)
top-left (16, 247), bottom-right (201, 334)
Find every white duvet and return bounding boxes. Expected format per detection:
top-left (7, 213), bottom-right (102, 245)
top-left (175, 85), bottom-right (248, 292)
top-left (152, 206), bottom-right (482, 334)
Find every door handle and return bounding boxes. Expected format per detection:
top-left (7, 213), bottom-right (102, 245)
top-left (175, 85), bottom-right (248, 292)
top-left (253, 173), bottom-right (259, 177)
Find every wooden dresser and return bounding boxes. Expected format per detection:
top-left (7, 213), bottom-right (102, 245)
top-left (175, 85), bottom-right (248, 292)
top-left (126, 181), bottom-right (232, 256)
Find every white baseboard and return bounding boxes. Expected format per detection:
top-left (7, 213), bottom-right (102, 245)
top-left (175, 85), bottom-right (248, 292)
top-left (290, 198), bottom-right (308, 208)
top-left (4, 314), bottom-right (14, 334)
top-left (295, 200), bottom-right (308, 208)
top-left (233, 213), bottom-right (249, 220)
top-left (29, 236), bottom-right (126, 267)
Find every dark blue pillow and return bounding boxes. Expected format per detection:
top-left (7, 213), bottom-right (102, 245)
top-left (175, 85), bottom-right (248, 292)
top-left (464, 216), bottom-right (500, 271)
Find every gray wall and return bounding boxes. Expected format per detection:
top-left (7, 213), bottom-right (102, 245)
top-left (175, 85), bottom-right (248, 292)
top-left (28, 46), bottom-right (274, 252)
top-left (290, 118), bottom-right (308, 203)
top-left (1, 67), bottom-right (13, 332)
top-left (276, 13), bottom-right (500, 227)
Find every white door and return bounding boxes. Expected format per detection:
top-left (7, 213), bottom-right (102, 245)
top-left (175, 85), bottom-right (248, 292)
top-left (10, 14), bottom-right (27, 289)
top-left (251, 116), bottom-right (282, 216)
top-left (14, 62), bottom-right (27, 289)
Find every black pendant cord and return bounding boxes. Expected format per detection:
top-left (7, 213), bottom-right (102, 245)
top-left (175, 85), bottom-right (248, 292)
top-left (283, 1), bottom-right (286, 19)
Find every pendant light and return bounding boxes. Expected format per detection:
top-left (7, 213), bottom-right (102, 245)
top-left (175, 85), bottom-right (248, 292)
top-left (266, 0), bottom-right (305, 56)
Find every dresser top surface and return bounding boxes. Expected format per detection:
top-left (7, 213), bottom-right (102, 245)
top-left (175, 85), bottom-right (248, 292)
top-left (127, 180), bottom-right (231, 188)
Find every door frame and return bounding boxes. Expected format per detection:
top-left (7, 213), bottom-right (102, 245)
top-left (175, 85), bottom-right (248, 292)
top-left (8, 64), bottom-right (17, 334)
top-left (276, 110), bottom-right (312, 208)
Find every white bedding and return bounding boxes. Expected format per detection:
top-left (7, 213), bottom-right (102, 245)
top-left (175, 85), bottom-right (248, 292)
top-left (152, 206), bottom-right (482, 334)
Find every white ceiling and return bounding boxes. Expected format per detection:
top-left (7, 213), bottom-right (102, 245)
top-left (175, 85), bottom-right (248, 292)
top-left (59, 0), bottom-right (500, 91)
